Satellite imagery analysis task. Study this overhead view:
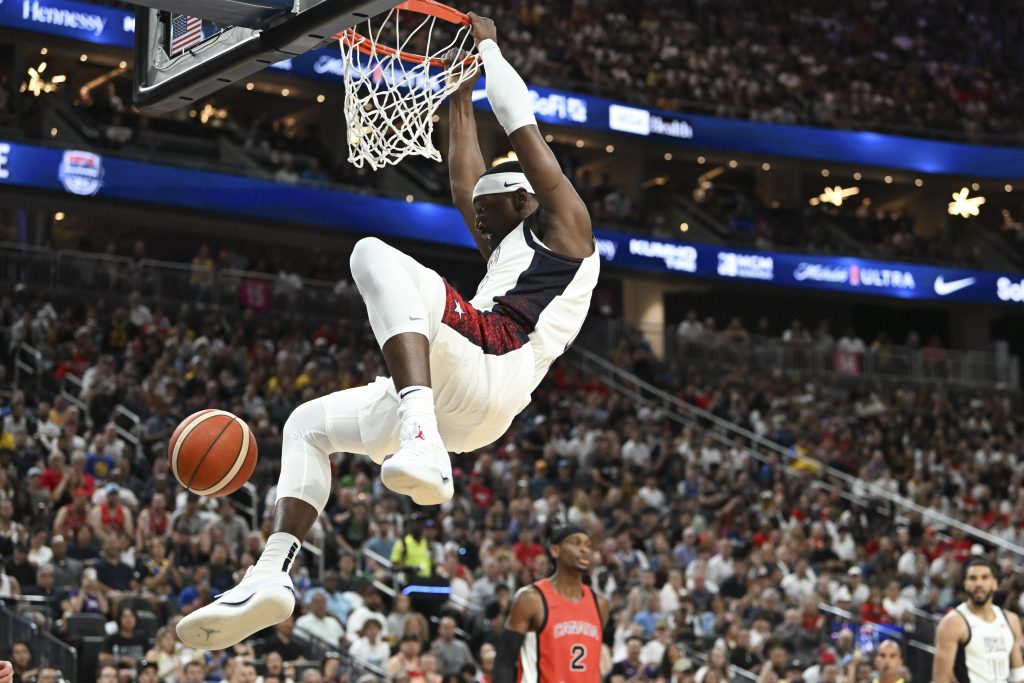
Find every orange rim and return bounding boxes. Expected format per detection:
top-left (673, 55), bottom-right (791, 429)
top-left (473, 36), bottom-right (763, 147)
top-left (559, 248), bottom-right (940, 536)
top-left (338, 0), bottom-right (473, 68)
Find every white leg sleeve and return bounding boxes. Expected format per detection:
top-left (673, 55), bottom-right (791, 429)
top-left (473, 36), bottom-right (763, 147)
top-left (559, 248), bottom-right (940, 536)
top-left (276, 392), bottom-right (367, 511)
top-left (350, 237), bottom-right (438, 348)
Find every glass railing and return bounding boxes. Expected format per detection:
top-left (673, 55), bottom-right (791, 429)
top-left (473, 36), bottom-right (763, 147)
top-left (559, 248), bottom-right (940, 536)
top-left (589, 320), bottom-right (1020, 391)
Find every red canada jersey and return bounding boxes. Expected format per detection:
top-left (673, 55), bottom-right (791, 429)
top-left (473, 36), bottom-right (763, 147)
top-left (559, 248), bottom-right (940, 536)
top-left (517, 578), bottom-right (603, 683)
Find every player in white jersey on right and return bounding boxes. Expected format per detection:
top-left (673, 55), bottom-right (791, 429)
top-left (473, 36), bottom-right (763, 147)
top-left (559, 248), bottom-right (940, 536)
top-left (934, 558), bottom-right (1024, 683)
top-left (176, 11), bottom-right (600, 651)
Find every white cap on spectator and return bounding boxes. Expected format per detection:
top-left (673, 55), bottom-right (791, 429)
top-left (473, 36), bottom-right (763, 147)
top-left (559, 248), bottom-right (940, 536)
top-left (971, 544), bottom-right (985, 556)
top-left (27, 466), bottom-right (42, 478)
top-left (847, 566), bottom-right (862, 576)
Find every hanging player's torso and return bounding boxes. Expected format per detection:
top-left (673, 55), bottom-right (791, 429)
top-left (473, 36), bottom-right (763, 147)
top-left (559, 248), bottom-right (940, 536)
top-left (470, 221), bottom-right (600, 387)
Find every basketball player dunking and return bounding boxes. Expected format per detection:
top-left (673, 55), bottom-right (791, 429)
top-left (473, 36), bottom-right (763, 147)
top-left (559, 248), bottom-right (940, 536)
top-left (176, 12), bottom-right (599, 650)
top-left (934, 559), bottom-right (1024, 683)
top-left (495, 525), bottom-right (609, 683)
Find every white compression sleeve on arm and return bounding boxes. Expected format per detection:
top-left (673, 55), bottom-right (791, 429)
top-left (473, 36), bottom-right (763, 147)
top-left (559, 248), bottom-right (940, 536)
top-left (479, 39), bottom-right (536, 135)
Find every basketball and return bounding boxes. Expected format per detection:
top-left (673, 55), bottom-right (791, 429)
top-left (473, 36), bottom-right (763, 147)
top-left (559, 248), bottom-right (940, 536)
top-left (168, 409), bottom-right (258, 497)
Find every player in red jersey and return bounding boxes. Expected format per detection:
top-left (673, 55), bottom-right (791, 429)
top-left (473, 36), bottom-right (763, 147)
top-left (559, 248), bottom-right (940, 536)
top-left (494, 524), bottom-right (609, 683)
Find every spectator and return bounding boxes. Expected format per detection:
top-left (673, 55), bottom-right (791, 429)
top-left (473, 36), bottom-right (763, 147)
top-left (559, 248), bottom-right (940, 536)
top-left (9, 643), bottom-right (35, 683)
top-left (95, 535), bottom-right (137, 598)
top-left (145, 626), bottom-right (194, 682)
top-left (99, 607), bottom-right (149, 671)
top-left (873, 640), bottom-right (905, 683)
top-left (431, 616), bottom-right (474, 678)
top-left (345, 585), bottom-right (390, 643)
top-left (611, 635), bottom-right (657, 682)
top-left (88, 485), bottom-right (134, 543)
top-left (256, 617), bottom-right (308, 662)
top-left (347, 617), bottom-right (390, 669)
top-left (391, 517), bottom-right (433, 578)
top-left (294, 591), bottom-right (345, 647)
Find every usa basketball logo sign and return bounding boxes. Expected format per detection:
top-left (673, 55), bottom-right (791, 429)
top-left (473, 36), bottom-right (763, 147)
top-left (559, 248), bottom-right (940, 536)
top-left (58, 150), bottom-right (104, 196)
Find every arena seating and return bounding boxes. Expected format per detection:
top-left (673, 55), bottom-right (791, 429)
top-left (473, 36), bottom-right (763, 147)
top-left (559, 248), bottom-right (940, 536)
top-left (2, 244), bottom-right (1021, 683)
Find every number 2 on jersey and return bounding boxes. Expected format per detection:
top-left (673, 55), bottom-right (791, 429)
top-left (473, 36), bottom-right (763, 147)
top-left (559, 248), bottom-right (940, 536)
top-left (570, 645), bottom-right (587, 671)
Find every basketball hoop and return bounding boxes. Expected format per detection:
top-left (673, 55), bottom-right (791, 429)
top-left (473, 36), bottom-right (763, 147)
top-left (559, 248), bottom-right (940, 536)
top-left (338, 0), bottom-right (480, 170)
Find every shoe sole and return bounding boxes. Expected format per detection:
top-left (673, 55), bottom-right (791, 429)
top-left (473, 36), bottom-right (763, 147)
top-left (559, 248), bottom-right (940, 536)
top-left (176, 584), bottom-right (295, 650)
top-left (381, 461), bottom-right (454, 506)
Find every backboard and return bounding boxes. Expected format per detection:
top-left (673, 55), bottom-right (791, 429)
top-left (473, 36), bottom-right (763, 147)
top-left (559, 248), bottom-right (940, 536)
top-left (131, 0), bottom-right (400, 112)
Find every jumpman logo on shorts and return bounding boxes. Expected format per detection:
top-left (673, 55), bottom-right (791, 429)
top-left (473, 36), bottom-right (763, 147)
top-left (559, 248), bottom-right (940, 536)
top-left (414, 427), bottom-right (425, 440)
top-left (454, 301), bottom-right (464, 319)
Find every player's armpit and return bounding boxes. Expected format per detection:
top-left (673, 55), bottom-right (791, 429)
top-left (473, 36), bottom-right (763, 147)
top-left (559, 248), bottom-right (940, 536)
top-left (933, 611), bottom-right (967, 683)
top-left (508, 125), bottom-right (594, 260)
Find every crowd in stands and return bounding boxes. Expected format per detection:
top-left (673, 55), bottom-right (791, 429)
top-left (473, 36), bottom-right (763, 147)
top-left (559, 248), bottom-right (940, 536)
top-left (71, 0), bottom-right (1024, 144)
top-left (478, 0), bottom-right (1024, 144)
top-left (2, 242), bottom-right (1023, 683)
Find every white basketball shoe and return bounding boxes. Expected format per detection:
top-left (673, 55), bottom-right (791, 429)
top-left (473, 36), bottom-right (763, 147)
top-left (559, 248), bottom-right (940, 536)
top-left (380, 421), bottom-right (454, 505)
top-left (176, 567), bottom-right (295, 650)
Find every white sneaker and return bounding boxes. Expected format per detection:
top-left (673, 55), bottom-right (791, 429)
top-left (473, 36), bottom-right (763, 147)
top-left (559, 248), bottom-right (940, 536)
top-left (380, 422), bottom-right (454, 506)
top-left (176, 567), bottom-right (295, 651)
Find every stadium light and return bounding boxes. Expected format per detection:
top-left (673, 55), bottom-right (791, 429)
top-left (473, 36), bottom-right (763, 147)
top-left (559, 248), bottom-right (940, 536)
top-left (492, 151), bottom-right (518, 166)
top-left (948, 188), bottom-right (985, 218)
top-left (1006, 184), bottom-right (1014, 193)
top-left (199, 104), bottom-right (228, 124)
top-left (818, 186), bottom-right (860, 207)
top-left (22, 61), bottom-right (67, 97)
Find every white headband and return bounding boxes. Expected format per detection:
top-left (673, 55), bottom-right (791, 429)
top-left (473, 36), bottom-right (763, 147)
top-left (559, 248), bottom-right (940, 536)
top-left (472, 172), bottom-right (535, 200)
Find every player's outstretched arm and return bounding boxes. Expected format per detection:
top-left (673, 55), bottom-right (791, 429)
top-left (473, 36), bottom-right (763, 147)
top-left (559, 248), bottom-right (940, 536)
top-left (493, 586), bottom-right (544, 683)
top-left (933, 610), bottom-right (967, 683)
top-left (445, 50), bottom-right (491, 260)
top-left (469, 13), bottom-right (594, 261)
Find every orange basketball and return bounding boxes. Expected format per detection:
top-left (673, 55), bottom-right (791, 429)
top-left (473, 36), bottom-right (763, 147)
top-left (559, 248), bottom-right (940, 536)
top-left (168, 409), bottom-right (257, 497)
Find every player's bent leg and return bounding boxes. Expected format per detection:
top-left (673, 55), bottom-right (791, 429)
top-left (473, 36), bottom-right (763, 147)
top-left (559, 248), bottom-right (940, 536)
top-left (177, 394), bottom-right (374, 650)
top-left (350, 237), bottom-right (453, 506)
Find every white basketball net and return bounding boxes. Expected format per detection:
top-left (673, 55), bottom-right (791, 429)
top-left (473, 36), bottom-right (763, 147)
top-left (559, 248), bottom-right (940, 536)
top-left (339, 4), bottom-right (480, 170)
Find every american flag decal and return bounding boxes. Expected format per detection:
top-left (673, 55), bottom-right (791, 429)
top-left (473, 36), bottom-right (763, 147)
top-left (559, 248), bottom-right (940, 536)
top-left (169, 14), bottom-right (203, 55)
